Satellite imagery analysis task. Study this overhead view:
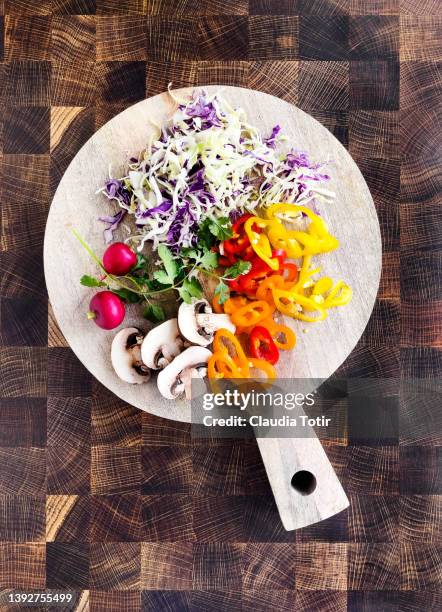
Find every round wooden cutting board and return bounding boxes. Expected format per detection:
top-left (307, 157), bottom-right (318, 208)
top-left (44, 86), bottom-right (382, 423)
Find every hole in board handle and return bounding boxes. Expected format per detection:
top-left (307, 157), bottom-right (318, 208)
top-left (291, 470), bottom-right (317, 495)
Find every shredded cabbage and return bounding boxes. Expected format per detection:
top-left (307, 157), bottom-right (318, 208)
top-left (98, 90), bottom-right (334, 250)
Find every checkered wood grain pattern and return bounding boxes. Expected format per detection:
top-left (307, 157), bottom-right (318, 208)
top-left (0, 1), bottom-right (441, 610)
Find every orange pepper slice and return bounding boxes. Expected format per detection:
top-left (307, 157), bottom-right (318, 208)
top-left (208, 352), bottom-right (243, 379)
top-left (255, 275), bottom-right (286, 303)
top-left (224, 296), bottom-right (249, 315)
top-left (231, 300), bottom-right (275, 328)
top-left (260, 317), bottom-right (296, 350)
top-left (212, 328), bottom-right (250, 376)
top-left (247, 358), bottom-right (276, 379)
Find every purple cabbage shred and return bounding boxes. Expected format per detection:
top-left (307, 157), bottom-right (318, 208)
top-left (264, 125), bottom-right (281, 148)
top-left (105, 179), bottom-right (131, 207)
top-left (99, 209), bottom-right (126, 244)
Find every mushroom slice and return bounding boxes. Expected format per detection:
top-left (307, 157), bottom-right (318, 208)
top-left (111, 327), bottom-right (151, 384)
top-left (178, 299), bottom-right (235, 347)
top-left (157, 346), bottom-right (212, 400)
top-left (141, 318), bottom-right (184, 370)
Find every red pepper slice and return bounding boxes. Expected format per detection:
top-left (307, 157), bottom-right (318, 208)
top-left (249, 325), bottom-right (280, 365)
top-left (218, 255), bottom-right (234, 267)
top-left (232, 213), bottom-right (253, 235)
top-left (279, 262), bottom-right (298, 283)
top-left (224, 235), bottom-right (250, 255)
top-left (228, 255), bottom-right (273, 296)
top-left (221, 214), bottom-right (254, 258)
top-left (272, 249), bottom-right (287, 264)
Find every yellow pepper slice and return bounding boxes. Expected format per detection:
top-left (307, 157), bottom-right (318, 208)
top-left (267, 224), bottom-right (304, 259)
top-left (266, 203), bottom-right (339, 256)
top-left (272, 289), bottom-right (328, 322)
top-left (323, 281), bottom-right (353, 308)
top-left (244, 217), bottom-right (280, 270)
top-left (291, 255), bottom-right (321, 294)
top-left (267, 203), bottom-right (328, 235)
top-left (312, 277), bottom-right (334, 295)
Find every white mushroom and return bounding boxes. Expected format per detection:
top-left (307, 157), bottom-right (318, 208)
top-left (178, 299), bottom-right (235, 346)
top-left (141, 318), bottom-right (184, 370)
top-left (157, 346), bottom-right (212, 400)
top-left (111, 327), bottom-right (151, 384)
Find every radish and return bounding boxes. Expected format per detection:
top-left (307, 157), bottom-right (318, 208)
top-left (88, 291), bottom-right (125, 330)
top-left (102, 242), bottom-right (137, 276)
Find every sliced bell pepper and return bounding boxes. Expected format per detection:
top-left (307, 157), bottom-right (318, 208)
top-left (247, 358), bottom-right (276, 379)
top-left (220, 214), bottom-right (253, 262)
top-left (218, 255), bottom-right (235, 267)
top-left (279, 262), bottom-right (298, 283)
top-left (227, 255), bottom-right (272, 296)
top-left (255, 274), bottom-right (286, 303)
top-left (232, 213), bottom-right (253, 234)
top-left (272, 289), bottom-right (328, 322)
top-left (213, 328), bottom-right (250, 376)
top-left (260, 317), bottom-right (297, 351)
top-left (231, 300), bottom-right (275, 328)
top-left (291, 255), bottom-right (321, 294)
top-left (312, 277), bottom-right (334, 296)
top-left (244, 217), bottom-right (280, 270)
top-left (223, 296), bottom-right (249, 315)
top-left (249, 325), bottom-right (280, 365)
top-left (208, 352), bottom-right (243, 379)
top-left (267, 224), bottom-right (304, 259)
top-left (323, 280), bottom-right (353, 308)
top-left (266, 203), bottom-right (339, 256)
top-left (224, 235), bottom-right (250, 256)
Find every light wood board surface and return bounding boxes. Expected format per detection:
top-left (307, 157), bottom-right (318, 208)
top-left (44, 86), bottom-right (382, 423)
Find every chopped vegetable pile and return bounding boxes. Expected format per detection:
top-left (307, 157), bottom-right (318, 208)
top-left (77, 88), bottom-right (353, 396)
top-left (98, 89), bottom-right (334, 252)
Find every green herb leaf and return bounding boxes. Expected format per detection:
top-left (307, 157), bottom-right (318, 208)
top-left (153, 270), bottom-right (173, 286)
top-left (80, 275), bottom-right (106, 288)
top-left (208, 216), bottom-right (233, 241)
top-left (214, 280), bottom-right (230, 305)
top-left (177, 277), bottom-right (203, 304)
top-left (197, 219), bottom-right (217, 250)
top-left (181, 247), bottom-right (198, 260)
top-left (199, 250), bottom-right (218, 270)
top-left (143, 303), bottom-right (166, 323)
top-left (224, 260), bottom-right (252, 280)
top-left (111, 288), bottom-right (142, 303)
top-left (182, 245), bottom-right (218, 271)
top-left (131, 253), bottom-right (148, 272)
top-left (157, 244), bottom-right (179, 283)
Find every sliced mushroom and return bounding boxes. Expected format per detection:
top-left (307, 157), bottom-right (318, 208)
top-left (178, 299), bottom-right (235, 346)
top-left (141, 318), bottom-right (184, 370)
top-left (157, 346), bottom-right (212, 400)
top-left (111, 327), bottom-right (151, 384)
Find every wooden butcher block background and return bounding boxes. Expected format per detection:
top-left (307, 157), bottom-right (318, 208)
top-left (0, 1), bottom-right (440, 611)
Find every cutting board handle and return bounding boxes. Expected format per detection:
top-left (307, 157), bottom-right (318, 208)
top-left (256, 436), bottom-right (349, 531)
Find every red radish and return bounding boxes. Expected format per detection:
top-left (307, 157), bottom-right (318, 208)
top-left (88, 291), bottom-right (125, 330)
top-left (102, 242), bottom-right (137, 276)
